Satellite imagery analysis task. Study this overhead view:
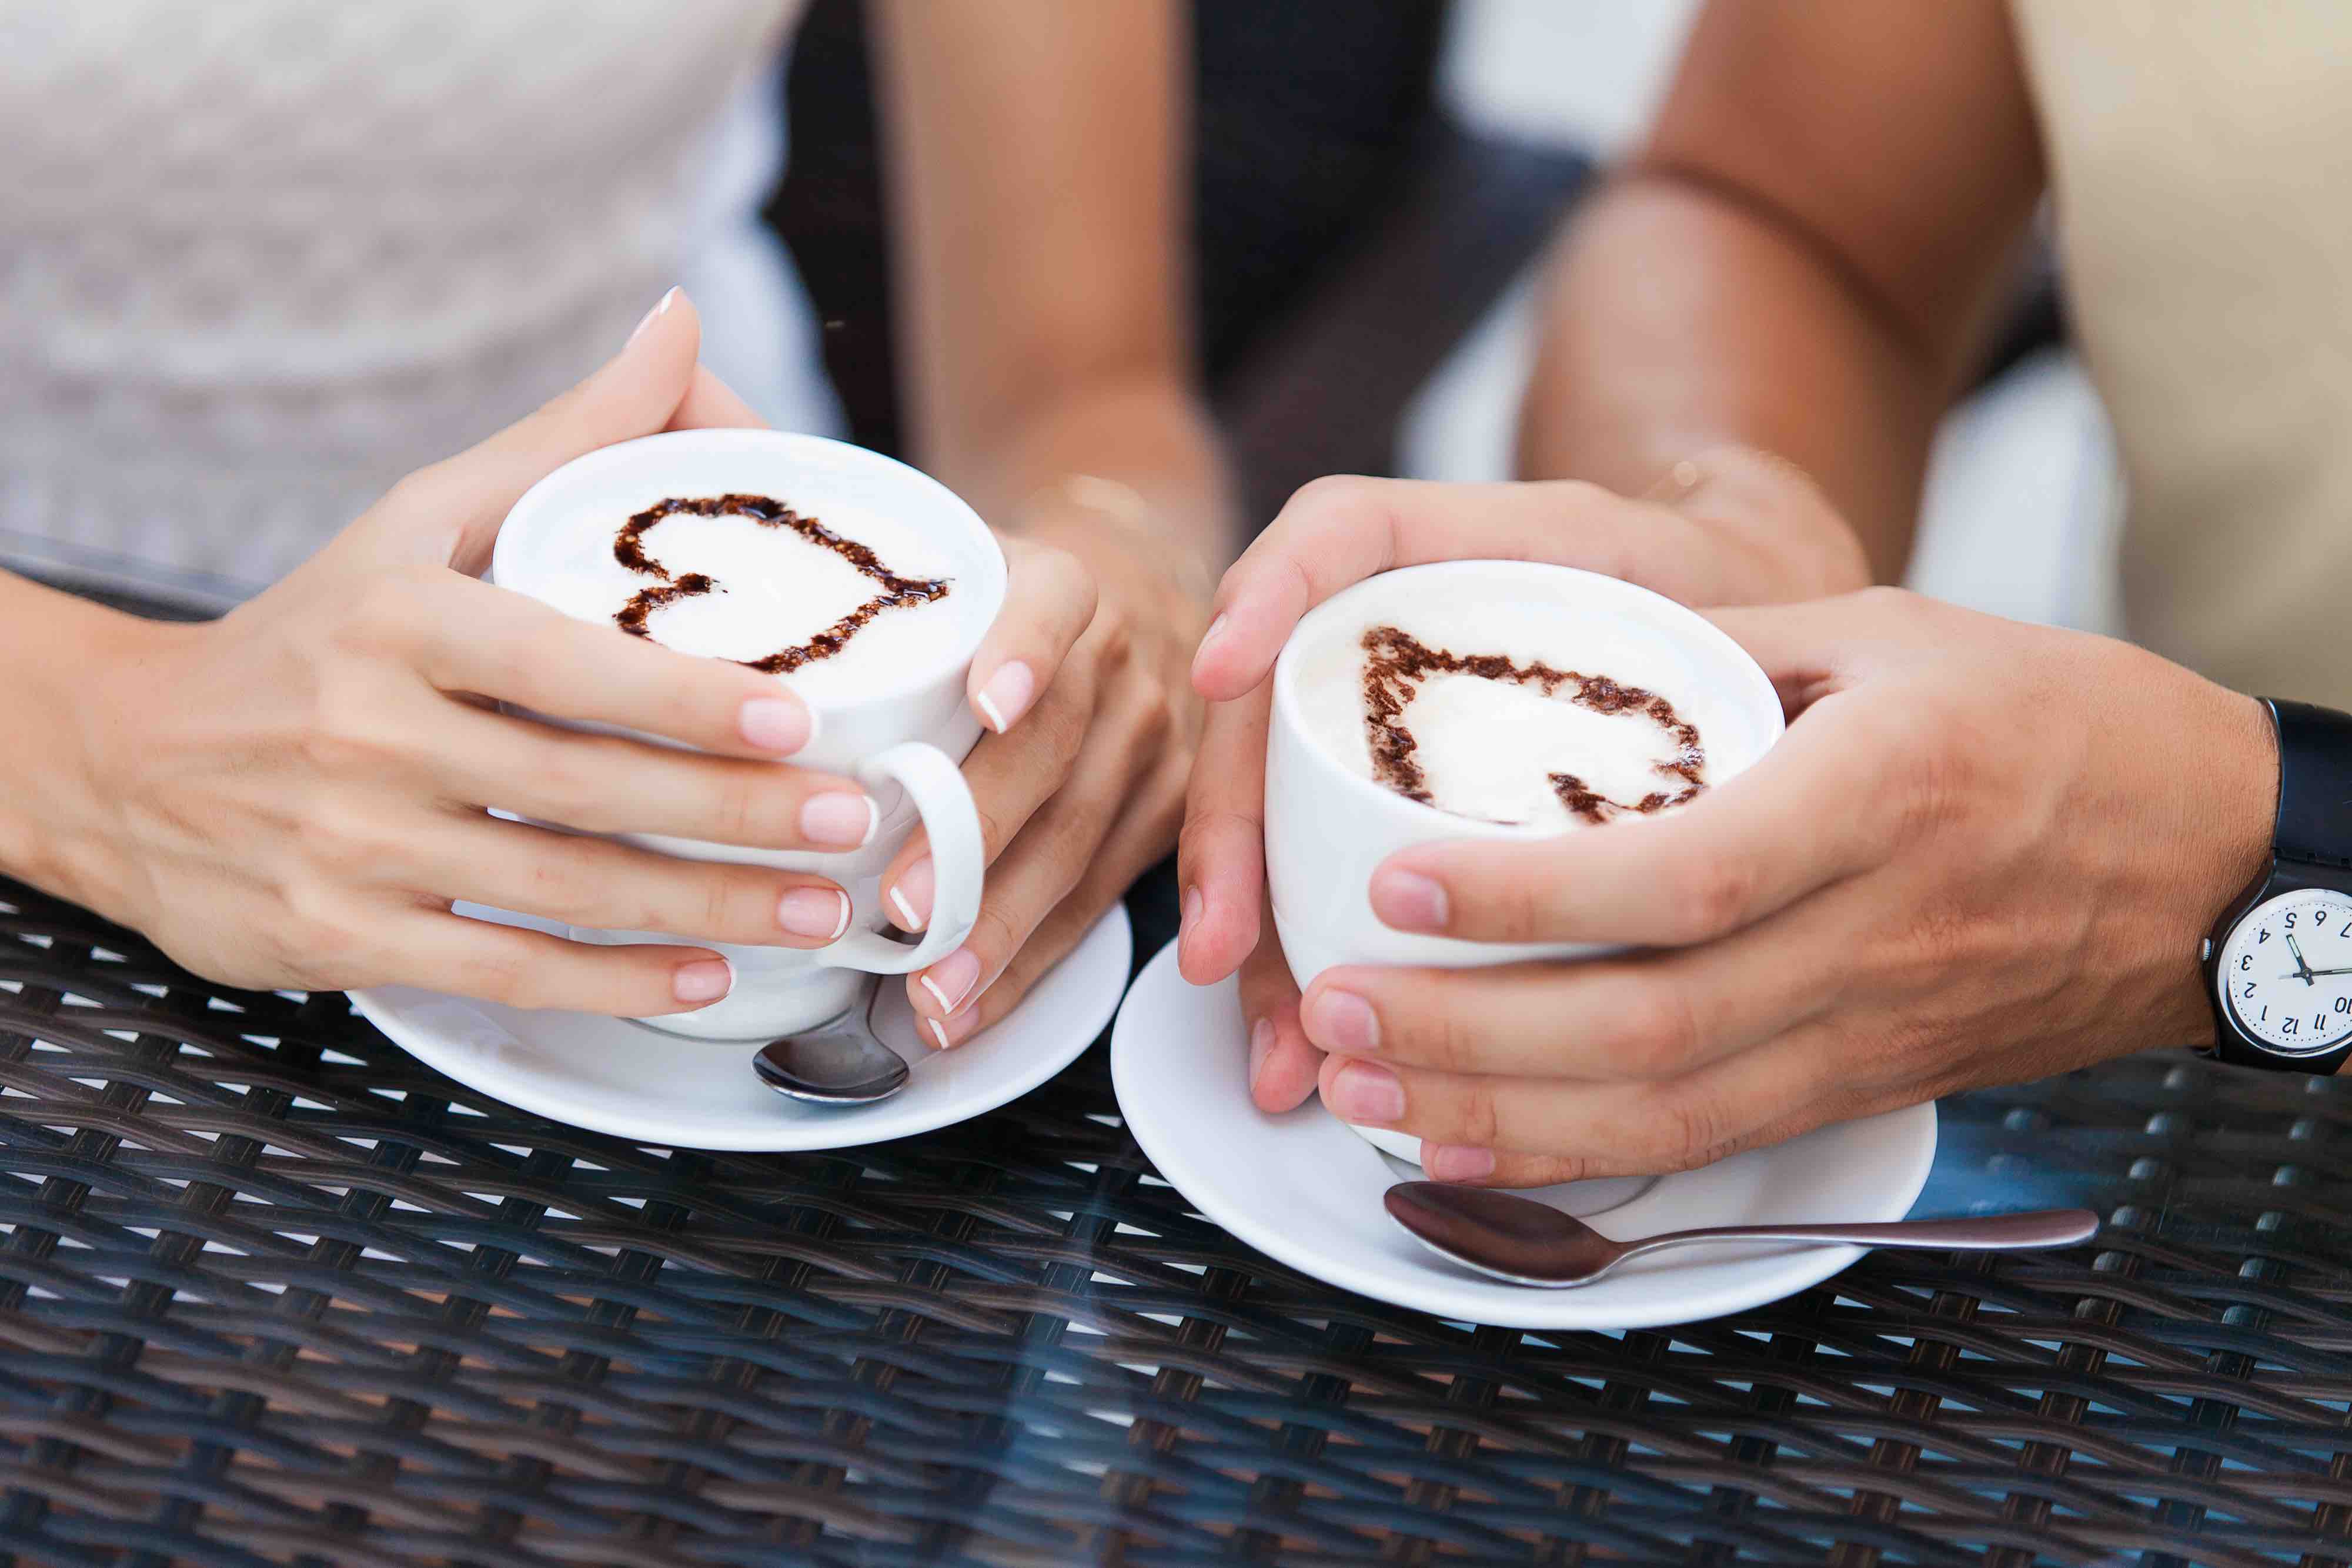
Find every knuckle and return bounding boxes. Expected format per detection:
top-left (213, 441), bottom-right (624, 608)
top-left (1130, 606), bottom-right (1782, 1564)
top-left (973, 801), bottom-right (1011, 858)
top-left (700, 871), bottom-right (744, 942)
top-left (349, 568), bottom-right (436, 642)
top-left (456, 948), bottom-right (538, 1008)
top-left (1666, 854), bottom-right (1756, 944)
top-left (272, 878), bottom-right (366, 967)
top-left (522, 745), bottom-right (603, 828)
top-left (1615, 984), bottom-right (1702, 1078)
top-left (965, 901), bottom-right (1023, 970)
top-left (712, 767), bottom-right (792, 848)
top-left (515, 853), bottom-right (604, 928)
top-left (1885, 708), bottom-right (1972, 843)
top-left (1646, 1087), bottom-right (1730, 1173)
top-left (1852, 583), bottom-right (1922, 620)
top-left (1432, 1009), bottom-right (1483, 1075)
top-left (288, 797), bottom-right (375, 876)
top-left (1451, 1082), bottom-right (1503, 1150)
top-left (1493, 870), bottom-right (1558, 942)
top-left (1087, 603), bottom-right (1135, 669)
top-left (1125, 686), bottom-right (1175, 755)
top-left (1285, 473), bottom-right (1382, 523)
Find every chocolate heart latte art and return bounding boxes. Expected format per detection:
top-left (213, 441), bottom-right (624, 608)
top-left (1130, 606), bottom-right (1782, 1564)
top-left (612, 493), bottom-right (952, 674)
top-left (1359, 624), bottom-right (1706, 825)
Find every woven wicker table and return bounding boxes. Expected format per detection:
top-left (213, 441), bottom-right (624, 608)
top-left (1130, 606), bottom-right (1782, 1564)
top-left (2, 870), bottom-right (2348, 1568)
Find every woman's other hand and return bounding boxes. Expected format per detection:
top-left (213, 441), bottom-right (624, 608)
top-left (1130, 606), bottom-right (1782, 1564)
top-left (878, 483), bottom-right (1210, 1048)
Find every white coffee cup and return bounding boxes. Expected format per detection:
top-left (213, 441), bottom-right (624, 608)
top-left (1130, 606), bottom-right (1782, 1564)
top-left (490, 428), bottom-right (1003, 1040)
top-left (1265, 560), bottom-right (1786, 1164)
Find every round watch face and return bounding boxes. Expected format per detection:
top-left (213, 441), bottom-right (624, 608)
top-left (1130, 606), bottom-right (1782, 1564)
top-left (2217, 887), bottom-right (2352, 1056)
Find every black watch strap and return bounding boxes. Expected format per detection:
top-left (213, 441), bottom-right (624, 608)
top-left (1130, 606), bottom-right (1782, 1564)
top-left (2270, 699), bottom-right (2352, 871)
top-left (2202, 700), bottom-right (2352, 1073)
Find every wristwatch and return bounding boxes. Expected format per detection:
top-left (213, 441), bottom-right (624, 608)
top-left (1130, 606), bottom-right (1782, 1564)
top-left (2201, 699), bottom-right (2352, 1072)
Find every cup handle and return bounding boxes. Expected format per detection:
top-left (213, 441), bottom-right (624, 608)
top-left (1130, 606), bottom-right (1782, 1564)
top-left (821, 741), bottom-right (983, 975)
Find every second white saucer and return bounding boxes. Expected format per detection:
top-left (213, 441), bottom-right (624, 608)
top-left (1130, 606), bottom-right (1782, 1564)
top-left (1111, 938), bottom-right (1936, 1330)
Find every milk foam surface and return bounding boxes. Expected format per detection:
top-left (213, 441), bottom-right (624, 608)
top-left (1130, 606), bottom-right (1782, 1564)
top-left (506, 487), bottom-right (979, 704)
top-left (1294, 594), bottom-right (1758, 831)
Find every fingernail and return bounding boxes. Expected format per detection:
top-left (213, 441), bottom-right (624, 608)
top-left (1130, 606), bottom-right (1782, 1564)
top-left (974, 661), bottom-right (1037, 733)
top-left (1248, 1016), bottom-right (1274, 1092)
top-left (1180, 884), bottom-right (1204, 947)
top-left (1190, 614), bottom-right (1228, 679)
top-left (738, 694), bottom-right (814, 755)
top-left (672, 957), bottom-right (733, 1004)
top-left (1425, 1145), bottom-right (1496, 1183)
top-left (888, 858), bottom-right (934, 931)
top-left (628, 285), bottom-right (680, 345)
top-left (918, 947), bottom-right (983, 1015)
top-left (1369, 867), bottom-right (1448, 932)
top-left (800, 791), bottom-right (877, 849)
top-left (927, 1007), bottom-right (979, 1051)
top-left (1325, 1059), bottom-right (1405, 1124)
top-left (1304, 988), bottom-right (1378, 1054)
top-left (779, 887), bottom-right (851, 942)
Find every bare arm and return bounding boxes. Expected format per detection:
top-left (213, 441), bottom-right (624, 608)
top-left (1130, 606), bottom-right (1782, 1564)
top-left (871, 0), bottom-right (1233, 574)
top-left (0, 575), bottom-right (157, 908)
top-left (1516, 0), bottom-right (2047, 580)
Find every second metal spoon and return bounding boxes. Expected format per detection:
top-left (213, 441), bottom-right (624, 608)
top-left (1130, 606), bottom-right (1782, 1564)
top-left (1385, 1182), bottom-right (2099, 1288)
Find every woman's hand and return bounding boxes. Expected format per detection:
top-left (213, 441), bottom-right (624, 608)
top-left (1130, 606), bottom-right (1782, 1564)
top-left (49, 293), bottom-right (883, 1014)
top-left (878, 494), bottom-right (1210, 1047)
top-left (1178, 461), bottom-right (1870, 1109)
top-left (1298, 589), bottom-right (2275, 1184)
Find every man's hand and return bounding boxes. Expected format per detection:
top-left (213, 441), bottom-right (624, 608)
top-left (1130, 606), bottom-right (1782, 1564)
top-left (1178, 462), bottom-right (1870, 1110)
top-left (1295, 589), bottom-right (2275, 1185)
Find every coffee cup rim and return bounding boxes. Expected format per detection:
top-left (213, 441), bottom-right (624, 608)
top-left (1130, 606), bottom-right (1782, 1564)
top-left (1270, 559), bottom-right (1788, 836)
top-left (489, 428), bottom-right (1007, 711)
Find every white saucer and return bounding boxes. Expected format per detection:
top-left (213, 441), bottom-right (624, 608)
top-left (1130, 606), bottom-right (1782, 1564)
top-left (1111, 938), bottom-right (1936, 1329)
top-left (351, 902), bottom-right (1130, 1150)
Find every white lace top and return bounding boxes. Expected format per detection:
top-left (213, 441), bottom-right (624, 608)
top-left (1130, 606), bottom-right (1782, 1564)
top-left (1, 0), bottom-right (833, 609)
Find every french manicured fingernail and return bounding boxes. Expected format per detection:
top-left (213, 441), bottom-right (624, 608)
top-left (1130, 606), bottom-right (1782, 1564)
top-left (918, 947), bottom-right (983, 1015)
top-left (672, 957), bottom-right (733, 1004)
top-left (1425, 1145), bottom-right (1496, 1183)
top-left (1326, 1059), bottom-right (1405, 1124)
top-left (779, 887), bottom-right (851, 941)
top-left (927, 1007), bottom-right (979, 1051)
top-left (1180, 884), bottom-right (1204, 947)
top-left (1304, 988), bottom-right (1378, 1054)
top-left (800, 791), bottom-right (876, 848)
top-left (738, 695), bottom-right (814, 755)
top-left (888, 858), bottom-right (933, 930)
top-left (1369, 867), bottom-right (1448, 932)
top-left (974, 661), bottom-right (1037, 733)
top-left (1248, 1016), bottom-right (1274, 1092)
top-left (629, 285), bottom-right (680, 344)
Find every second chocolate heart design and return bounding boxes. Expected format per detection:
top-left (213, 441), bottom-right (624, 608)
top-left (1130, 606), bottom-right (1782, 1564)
top-left (1359, 624), bottom-right (1706, 824)
top-left (612, 493), bottom-right (951, 674)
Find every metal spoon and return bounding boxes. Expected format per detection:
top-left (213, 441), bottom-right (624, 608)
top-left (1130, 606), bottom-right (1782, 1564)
top-left (752, 980), bottom-right (911, 1105)
top-left (1384, 1181), bottom-right (2099, 1288)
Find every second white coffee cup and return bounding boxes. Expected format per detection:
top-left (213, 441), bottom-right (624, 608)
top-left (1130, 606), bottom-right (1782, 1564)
top-left (1265, 560), bottom-right (1788, 1165)
top-left (490, 429), bottom-right (1003, 1041)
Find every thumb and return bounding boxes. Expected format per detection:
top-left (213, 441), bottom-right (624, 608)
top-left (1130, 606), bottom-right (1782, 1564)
top-left (397, 287), bottom-right (705, 572)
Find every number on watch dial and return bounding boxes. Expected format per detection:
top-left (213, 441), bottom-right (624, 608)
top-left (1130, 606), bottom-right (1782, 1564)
top-left (2218, 888), bottom-right (2352, 1055)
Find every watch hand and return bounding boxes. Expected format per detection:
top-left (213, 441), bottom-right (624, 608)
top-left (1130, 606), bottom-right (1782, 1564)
top-left (2288, 934), bottom-right (2314, 979)
top-left (2300, 965), bottom-right (2352, 978)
